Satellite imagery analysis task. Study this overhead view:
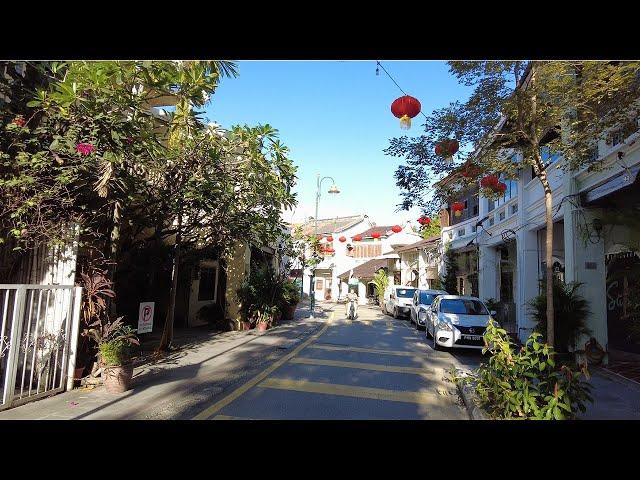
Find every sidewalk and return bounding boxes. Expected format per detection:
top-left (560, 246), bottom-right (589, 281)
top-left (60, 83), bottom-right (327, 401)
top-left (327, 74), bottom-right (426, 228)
top-left (0, 303), bottom-right (332, 420)
top-left (579, 367), bottom-right (640, 420)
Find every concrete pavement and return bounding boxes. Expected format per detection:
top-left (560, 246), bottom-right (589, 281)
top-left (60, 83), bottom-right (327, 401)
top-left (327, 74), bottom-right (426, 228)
top-left (193, 305), bottom-right (470, 420)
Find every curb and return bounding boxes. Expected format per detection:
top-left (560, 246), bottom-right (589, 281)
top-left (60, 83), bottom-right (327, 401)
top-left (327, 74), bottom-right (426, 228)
top-left (453, 369), bottom-right (490, 420)
top-left (593, 365), bottom-right (640, 389)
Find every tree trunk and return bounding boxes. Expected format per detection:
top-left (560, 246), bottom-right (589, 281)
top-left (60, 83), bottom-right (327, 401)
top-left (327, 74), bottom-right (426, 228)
top-left (535, 163), bottom-right (555, 349)
top-left (158, 213), bottom-right (182, 352)
top-left (108, 200), bottom-right (121, 318)
top-left (544, 188), bottom-right (554, 347)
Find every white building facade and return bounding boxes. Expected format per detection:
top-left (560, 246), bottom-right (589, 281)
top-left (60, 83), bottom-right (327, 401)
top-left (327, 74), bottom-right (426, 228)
top-left (440, 128), bottom-right (640, 363)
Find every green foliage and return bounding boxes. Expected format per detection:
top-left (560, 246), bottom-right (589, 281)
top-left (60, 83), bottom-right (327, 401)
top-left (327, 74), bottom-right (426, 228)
top-left (475, 320), bottom-right (593, 419)
top-left (420, 216), bottom-right (442, 239)
top-left (441, 245), bottom-right (459, 295)
top-left (236, 265), bottom-right (283, 325)
top-left (86, 317), bottom-right (139, 366)
top-left (372, 269), bottom-right (389, 305)
top-left (529, 279), bottom-right (592, 353)
top-left (281, 279), bottom-right (301, 306)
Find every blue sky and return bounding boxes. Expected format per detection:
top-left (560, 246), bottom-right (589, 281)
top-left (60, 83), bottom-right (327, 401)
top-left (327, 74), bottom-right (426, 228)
top-left (203, 61), bottom-right (473, 226)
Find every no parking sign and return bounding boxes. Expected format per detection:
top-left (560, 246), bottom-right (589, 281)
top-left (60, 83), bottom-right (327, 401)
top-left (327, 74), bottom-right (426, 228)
top-left (137, 302), bottom-right (155, 334)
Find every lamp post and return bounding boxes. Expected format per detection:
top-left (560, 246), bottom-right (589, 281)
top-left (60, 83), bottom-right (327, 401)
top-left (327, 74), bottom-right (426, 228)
top-left (309, 174), bottom-right (340, 318)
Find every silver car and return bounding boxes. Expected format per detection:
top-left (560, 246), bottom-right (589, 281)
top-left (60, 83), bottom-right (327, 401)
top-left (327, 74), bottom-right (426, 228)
top-left (409, 289), bottom-right (448, 330)
top-left (383, 286), bottom-right (417, 319)
top-left (426, 295), bottom-right (496, 350)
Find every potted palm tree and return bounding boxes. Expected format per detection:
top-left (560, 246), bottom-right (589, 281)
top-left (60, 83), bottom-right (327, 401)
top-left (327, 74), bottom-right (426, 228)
top-left (87, 317), bottom-right (139, 394)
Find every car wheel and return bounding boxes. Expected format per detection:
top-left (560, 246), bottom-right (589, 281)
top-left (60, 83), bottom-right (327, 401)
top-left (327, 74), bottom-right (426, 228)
top-left (432, 330), bottom-right (442, 350)
top-left (426, 324), bottom-right (432, 339)
top-left (382, 304), bottom-right (387, 315)
top-left (393, 308), bottom-right (398, 319)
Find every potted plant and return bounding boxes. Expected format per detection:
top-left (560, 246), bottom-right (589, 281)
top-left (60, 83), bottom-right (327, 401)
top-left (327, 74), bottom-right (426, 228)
top-left (256, 306), bottom-right (277, 332)
top-left (280, 279), bottom-right (301, 320)
top-left (87, 317), bottom-right (139, 394)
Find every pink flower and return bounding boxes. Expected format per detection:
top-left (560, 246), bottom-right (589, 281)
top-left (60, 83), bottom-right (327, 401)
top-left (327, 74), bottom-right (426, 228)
top-left (13, 116), bottom-right (26, 127)
top-left (76, 143), bottom-right (95, 155)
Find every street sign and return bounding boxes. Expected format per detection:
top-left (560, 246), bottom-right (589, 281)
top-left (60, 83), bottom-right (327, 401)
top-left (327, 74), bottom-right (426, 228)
top-left (137, 302), bottom-right (154, 334)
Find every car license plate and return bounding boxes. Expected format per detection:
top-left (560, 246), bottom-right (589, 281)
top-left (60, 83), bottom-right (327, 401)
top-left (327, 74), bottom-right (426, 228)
top-left (463, 335), bottom-right (483, 341)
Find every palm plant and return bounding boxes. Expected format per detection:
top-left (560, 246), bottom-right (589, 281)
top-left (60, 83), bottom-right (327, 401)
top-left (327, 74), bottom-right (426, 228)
top-left (372, 269), bottom-right (389, 306)
top-left (529, 279), bottom-right (592, 353)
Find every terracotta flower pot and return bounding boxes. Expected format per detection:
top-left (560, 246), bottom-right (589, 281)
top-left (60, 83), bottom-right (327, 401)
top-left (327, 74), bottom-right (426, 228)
top-left (257, 322), bottom-right (269, 332)
top-left (74, 366), bottom-right (85, 379)
top-left (241, 321), bottom-right (252, 331)
top-left (101, 364), bottom-right (134, 394)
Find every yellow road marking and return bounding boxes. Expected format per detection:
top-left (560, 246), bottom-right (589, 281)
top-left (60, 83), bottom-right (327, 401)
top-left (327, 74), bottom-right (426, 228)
top-left (212, 414), bottom-right (253, 420)
top-left (288, 357), bottom-right (432, 375)
top-left (259, 378), bottom-right (439, 405)
top-left (308, 343), bottom-right (418, 357)
top-left (192, 313), bottom-right (333, 420)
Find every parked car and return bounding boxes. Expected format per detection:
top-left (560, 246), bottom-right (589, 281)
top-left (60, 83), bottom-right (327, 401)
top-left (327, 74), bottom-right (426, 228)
top-left (383, 285), bottom-right (417, 319)
top-left (409, 289), bottom-right (448, 330)
top-left (426, 295), bottom-right (496, 350)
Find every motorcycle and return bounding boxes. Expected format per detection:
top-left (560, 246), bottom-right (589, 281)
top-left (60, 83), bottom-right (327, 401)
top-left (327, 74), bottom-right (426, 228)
top-left (346, 298), bottom-right (358, 320)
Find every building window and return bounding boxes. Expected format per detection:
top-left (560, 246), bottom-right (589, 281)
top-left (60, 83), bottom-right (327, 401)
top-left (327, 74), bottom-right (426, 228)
top-left (353, 244), bottom-right (382, 258)
top-left (499, 210), bottom-right (505, 221)
top-left (473, 204), bottom-right (479, 215)
top-left (471, 225), bottom-right (477, 233)
top-left (315, 279), bottom-right (323, 291)
top-left (489, 217), bottom-right (495, 226)
top-left (458, 228), bottom-right (465, 237)
top-left (457, 277), bottom-right (465, 295)
top-left (511, 204), bottom-right (518, 215)
top-left (198, 267), bottom-right (217, 301)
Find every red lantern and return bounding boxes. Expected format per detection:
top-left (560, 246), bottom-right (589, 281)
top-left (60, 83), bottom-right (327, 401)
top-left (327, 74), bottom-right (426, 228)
top-left (371, 232), bottom-right (381, 239)
top-left (391, 225), bottom-right (402, 233)
top-left (353, 234), bottom-right (363, 242)
top-left (480, 175), bottom-right (499, 188)
top-left (496, 182), bottom-right (507, 193)
top-left (435, 139), bottom-right (459, 158)
top-left (418, 216), bottom-right (431, 225)
top-left (452, 202), bottom-right (465, 217)
top-left (326, 235), bottom-right (333, 242)
top-left (461, 163), bottom-right (481, 179)
top-left (338, 236), bottom-right (346, 242)
top-left (391, 95), bottom-right (421, 130)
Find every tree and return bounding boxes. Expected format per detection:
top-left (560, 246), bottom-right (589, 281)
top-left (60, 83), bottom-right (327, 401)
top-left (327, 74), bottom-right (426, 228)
top-left (387, 61), bottom-right (640, 347)
top-left (372, 269), bottom-right (389, 305)
top-left (419, 216), bottom-right (441, 239)
top-left (441, 244), bottom-right (459, 295)
top-left (156, 118), bottom-right (297, 351)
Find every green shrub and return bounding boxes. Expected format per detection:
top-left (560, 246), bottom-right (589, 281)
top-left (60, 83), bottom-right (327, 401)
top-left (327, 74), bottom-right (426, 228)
top-left (281, 279), bottom-right (301, 306)
top-left (529, 279), bottom-right (592, 353)
top-left (475, 319), bottom-right (593, 419)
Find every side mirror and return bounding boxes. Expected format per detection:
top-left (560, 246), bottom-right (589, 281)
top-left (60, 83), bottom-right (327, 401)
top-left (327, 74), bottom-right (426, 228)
top-left (490, 310), bottom-right (497, 316)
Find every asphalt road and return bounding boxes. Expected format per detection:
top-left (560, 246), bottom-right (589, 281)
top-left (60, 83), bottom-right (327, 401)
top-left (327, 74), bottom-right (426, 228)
top-left (193, 304), bottom-right (482, 420)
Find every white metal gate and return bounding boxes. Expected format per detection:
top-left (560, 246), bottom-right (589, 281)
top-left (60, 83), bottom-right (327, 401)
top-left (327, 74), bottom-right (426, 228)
top-left (0, 285), bottom-right (82, 411)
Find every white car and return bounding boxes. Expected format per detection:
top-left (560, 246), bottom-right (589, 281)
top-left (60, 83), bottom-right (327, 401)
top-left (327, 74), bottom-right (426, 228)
top-left (426, 295), bottom-right (496, 350)
top-left (409, 289), bottom-right (448, 330)
top-left (383, 286), bottom-right (417, 319)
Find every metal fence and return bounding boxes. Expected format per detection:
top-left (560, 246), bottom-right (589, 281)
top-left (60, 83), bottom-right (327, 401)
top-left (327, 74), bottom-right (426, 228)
top-left (0, 285), bottom-right (82, 411)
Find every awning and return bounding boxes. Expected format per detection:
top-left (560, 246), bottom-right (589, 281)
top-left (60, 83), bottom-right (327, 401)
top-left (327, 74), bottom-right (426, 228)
top-left (582, 164), bottom-right (640, 204)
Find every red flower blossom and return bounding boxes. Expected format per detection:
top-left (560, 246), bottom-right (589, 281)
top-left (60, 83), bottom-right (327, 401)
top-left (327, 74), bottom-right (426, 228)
top-left (13, 116), bottom-right (26, 127)
top-left (76, 143), bottom-right (95, 155)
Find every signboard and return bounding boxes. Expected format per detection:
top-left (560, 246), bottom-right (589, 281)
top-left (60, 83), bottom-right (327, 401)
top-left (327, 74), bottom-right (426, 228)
top-left (137, 302), bottom-right (155, 334)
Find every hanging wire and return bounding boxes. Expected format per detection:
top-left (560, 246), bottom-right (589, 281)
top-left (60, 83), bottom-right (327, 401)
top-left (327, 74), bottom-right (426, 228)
top-left (376, 61), bottom-right (429, 120)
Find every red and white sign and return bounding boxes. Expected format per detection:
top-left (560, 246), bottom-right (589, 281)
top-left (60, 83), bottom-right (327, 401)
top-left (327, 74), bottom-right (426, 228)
top-left (137, 302), bottom-right (155, 334)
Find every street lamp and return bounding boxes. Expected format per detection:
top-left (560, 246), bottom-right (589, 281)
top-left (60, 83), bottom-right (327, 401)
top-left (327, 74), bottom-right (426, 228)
top-left (309, 174), bottom-right (340, 318)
